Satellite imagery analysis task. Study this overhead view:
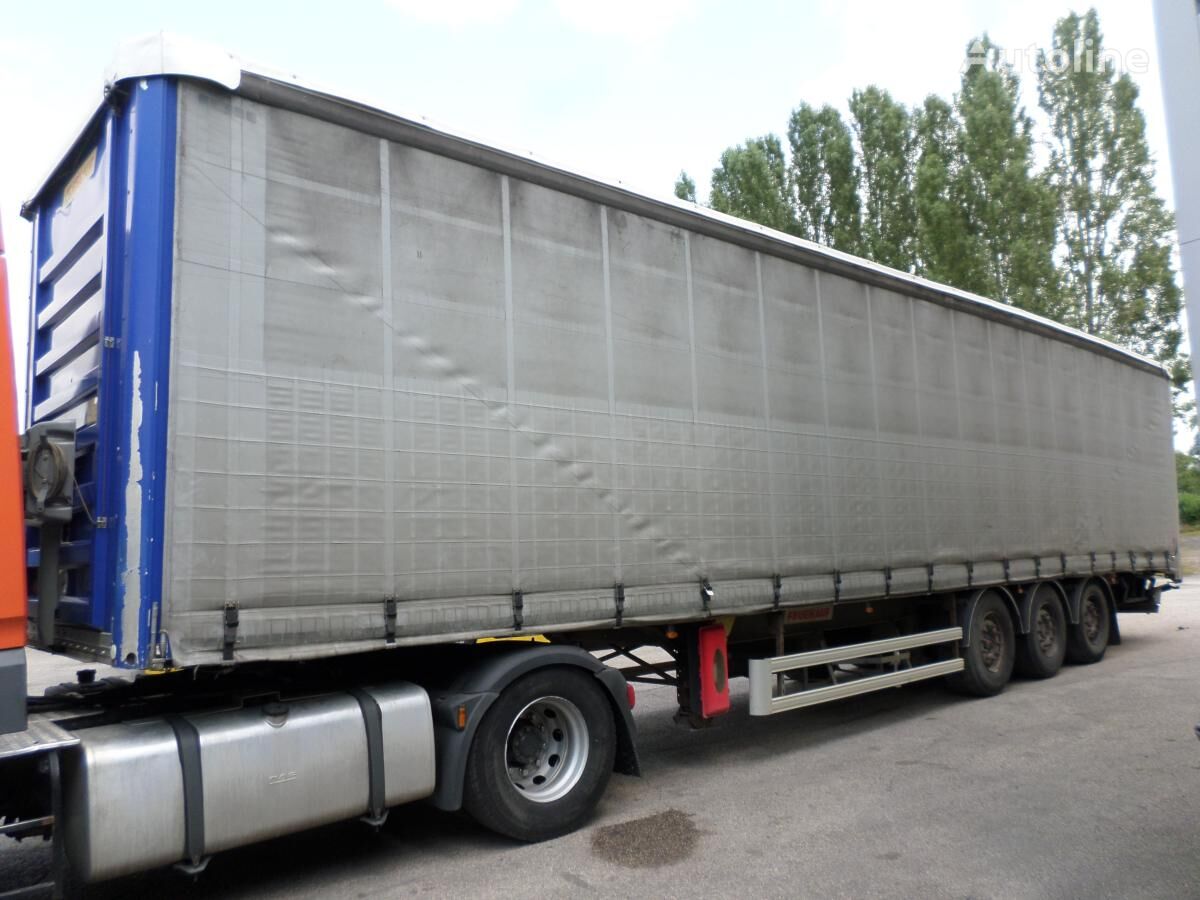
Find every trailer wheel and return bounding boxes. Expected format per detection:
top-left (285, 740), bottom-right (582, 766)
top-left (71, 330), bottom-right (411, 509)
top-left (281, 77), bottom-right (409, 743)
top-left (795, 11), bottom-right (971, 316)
top-left (1066, 581), bottom-right (1110, 665)
top-left (948, 590), bottom-right (1015, 696)
top-left (1014, 585), bottom-right (1067, 679)
top-left (463, 667), bottom-right (615, 842)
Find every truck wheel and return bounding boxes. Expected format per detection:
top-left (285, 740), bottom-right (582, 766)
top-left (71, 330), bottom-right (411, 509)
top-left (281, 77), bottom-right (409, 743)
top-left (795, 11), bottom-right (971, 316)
top-left (463, 667), bottom-right (615, 842)
top-left (1014, 585), bottom-right (1067, 679)
top-left (948, 590), bottom-right (1015, 696)
top-left (1066, 581), bottom-right (1110, 665)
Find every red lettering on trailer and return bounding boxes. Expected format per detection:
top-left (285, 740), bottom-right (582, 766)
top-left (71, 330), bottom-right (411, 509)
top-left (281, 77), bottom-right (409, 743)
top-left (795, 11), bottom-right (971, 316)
top-left (784, 606), bottom-right (834, 624)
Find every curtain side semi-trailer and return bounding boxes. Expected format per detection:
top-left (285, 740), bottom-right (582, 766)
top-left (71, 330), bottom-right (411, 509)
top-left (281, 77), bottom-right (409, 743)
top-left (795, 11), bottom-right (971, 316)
top-left (0, 36), bottom-right (1178, 892)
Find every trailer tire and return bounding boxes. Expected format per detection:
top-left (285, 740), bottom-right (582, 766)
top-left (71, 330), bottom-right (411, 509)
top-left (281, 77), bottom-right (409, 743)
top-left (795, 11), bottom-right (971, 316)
top-left (948, 590), bottom-right (1015, 697)
top-left (1014, 585), bottom-right (1067, 679)
top-left (1066, 581), bottom-right (1110, 665)
top-left (463, 667), bottom-right (615, 842)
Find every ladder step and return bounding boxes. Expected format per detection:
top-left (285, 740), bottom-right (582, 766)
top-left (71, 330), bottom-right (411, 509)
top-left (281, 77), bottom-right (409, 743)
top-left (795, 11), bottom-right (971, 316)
top-left (750, 658), bottom-right (964, 715)
top-left (754, 627), bottom-right (961, 675)
top-left (748, 627), bottom-right (964, 716)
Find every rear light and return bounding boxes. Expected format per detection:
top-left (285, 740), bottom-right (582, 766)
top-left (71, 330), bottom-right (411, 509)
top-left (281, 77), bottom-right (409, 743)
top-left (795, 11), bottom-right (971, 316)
top-left (625, 682), bottom-right (636, 711)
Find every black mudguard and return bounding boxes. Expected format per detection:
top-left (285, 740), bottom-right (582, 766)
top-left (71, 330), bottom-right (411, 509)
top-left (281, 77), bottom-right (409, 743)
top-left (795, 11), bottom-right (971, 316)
top-left (426, 644), bottom-right (639, 811)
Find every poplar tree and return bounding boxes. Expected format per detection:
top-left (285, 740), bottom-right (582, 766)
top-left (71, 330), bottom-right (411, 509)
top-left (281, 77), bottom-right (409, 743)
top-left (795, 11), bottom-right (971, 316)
top-left (959, 36), bottom-right (1059, 316)
top-left (787, 103), bottom-right (861, 252)
top-left (913, 94), bottom-right (973, 286)
top-left (708, 135), bottom-right (796, 235)
top-left (848, 86), bottom-right (917, 272)
top-left (1037, 11), bottom-right (1186, 388)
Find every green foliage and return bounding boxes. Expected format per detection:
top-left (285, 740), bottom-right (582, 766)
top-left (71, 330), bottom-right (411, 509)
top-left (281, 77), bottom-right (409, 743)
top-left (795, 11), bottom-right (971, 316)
top-left (674, 171), bottom-right (697, 203)
top-left (958, 36), bottom-right (1059, 316)
top-left (787, 103), bottom-right (860, 252)
top-left (913, 94), bottom-right (972, 285)
top-left (709, 135), bottom-right (796, 234)
top-left (672, 9), bottom-right (1188, 420)
top-left (1037, 11), bottom-right (1187, 396)
top-left (1177, 451), bottom-right (1200, 494)
top-left (848, 86), bottom-right (917, 271)
top-left (1180, 493), bottom-right (1200, 526)
top-left (1176, 453), bottom-right (1200, 524)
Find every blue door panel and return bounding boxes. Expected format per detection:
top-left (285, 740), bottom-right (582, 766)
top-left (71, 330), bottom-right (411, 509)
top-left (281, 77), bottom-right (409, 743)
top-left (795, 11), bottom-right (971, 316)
top-left (25, 77), bottom-right (178, 667)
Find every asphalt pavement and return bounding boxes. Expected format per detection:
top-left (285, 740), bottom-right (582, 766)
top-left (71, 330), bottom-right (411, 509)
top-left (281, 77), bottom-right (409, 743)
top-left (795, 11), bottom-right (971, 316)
top-left (3, 583), bottom-right (1199, 899)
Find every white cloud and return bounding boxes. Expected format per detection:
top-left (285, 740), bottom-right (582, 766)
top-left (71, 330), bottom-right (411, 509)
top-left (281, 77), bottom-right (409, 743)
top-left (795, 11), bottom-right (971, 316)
top-left (385, 0), bottom-right (521, 28)
top-left (551, 0), bottom-right (694, 42)
top-left (385, 0), bottom-right (694, 41)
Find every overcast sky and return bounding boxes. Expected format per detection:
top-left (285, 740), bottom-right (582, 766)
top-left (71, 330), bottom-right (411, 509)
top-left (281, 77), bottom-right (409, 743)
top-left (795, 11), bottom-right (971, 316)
top-left (0, 0), bottom-right (1182, 434)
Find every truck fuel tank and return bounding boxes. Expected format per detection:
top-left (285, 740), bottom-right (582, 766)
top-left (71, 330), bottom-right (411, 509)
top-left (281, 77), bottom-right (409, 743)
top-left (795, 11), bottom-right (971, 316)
top-left (61, 681), bottom-right (434, 882)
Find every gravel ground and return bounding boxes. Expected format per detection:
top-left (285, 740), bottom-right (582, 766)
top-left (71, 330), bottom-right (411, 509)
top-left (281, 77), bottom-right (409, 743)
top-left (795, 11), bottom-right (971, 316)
top-left (2, 582), bottom-right (1199, 899)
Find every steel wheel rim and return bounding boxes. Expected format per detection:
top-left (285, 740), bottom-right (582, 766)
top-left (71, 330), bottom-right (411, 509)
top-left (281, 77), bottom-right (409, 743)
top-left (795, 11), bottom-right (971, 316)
top-left (979, 612), bottom-right (1005, 672)
top-left (505, 695), bottom-right (589, 803)
top-left (1082, 597), bottom-right (1102, 643)
top-left (1035, 605), bottom-right (1058, 657)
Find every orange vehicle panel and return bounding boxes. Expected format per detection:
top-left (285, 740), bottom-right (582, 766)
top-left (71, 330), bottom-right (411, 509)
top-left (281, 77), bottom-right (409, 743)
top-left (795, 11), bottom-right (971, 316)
top-left (0, 217), bottom-right (26, 650)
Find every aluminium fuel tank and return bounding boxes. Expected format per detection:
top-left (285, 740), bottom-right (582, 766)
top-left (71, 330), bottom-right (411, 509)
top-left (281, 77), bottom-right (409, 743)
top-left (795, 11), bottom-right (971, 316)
top-left (60, 681), bottom-right (434, 881)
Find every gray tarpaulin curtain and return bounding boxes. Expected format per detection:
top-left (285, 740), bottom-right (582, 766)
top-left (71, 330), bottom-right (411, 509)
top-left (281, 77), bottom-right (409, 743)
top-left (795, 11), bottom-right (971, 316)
top-left (160, 81), bottom-right (1177, 664)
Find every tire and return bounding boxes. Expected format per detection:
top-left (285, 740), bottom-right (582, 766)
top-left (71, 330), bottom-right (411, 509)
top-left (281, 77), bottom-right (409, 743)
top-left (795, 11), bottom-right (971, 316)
top-left (1066, 581), bottom-right (1111, 665)
top-left (1014, 584), bottom-right (1067, 679)
top-left (463, 667), bottom-right (615, 842)
top-left (948, 590), bottom-right (1016, 697)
